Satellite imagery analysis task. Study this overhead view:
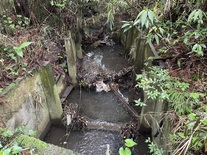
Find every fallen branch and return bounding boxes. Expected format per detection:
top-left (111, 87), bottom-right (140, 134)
top-left (109, 83), bottom-right (140, 119)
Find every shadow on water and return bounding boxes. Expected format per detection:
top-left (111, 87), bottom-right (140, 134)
top-left (44, 44), bottom-right (151, 154)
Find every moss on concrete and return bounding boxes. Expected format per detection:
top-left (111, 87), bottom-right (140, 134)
top-left (17, 134), bottom-right (48, 152)
top-left (16, 134), bottom-right (82, 155)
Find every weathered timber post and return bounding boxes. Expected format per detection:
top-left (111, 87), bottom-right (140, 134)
top-left (64, 31), bottom-right (77, 84)
top-left (76, 9), bottom-right (83, 59)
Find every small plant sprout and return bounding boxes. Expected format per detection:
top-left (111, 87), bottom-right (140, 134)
top-left (134, 98), bottom-right (146, 107)
top-left (119, 139), bottom-right (137, 155)
top-left (191, 43), bottom-right (206, 56)
top-left (13, 42), bottom-right (33, 58)
top-left (145, 137), bottom-right (163, 155)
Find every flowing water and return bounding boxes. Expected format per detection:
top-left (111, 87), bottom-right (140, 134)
top-left (44, 44), bottom-right (150, 155)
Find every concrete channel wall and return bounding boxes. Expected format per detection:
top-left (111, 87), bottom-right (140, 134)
top-left (121, 28), bottom-right (171, 154)
top-left (0, 64), bottom-right (62, 138)
top-left (0, 64), bottom-right (81, 154)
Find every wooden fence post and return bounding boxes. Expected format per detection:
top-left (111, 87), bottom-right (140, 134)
top-left (64, 31), bottom-right (77, 84)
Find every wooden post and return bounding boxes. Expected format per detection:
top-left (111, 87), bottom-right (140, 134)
top-left (76, 7), bottom-right (83, 59)
top-left (64, 31), bottom-right (77, 84)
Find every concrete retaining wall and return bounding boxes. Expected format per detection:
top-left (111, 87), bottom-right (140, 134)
top-left (0, 64), bottom-right (62, 138)
top-left (121, 28), bottom-right (171, 154)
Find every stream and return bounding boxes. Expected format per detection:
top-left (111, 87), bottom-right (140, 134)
top-left (44, 44), bottom-right (150, 155)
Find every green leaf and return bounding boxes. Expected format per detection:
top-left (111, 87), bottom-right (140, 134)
top-left (28, 130), bottom-right (36, 136)
top-left (122, 23), bottom-right (130, 29)
top-left (145, 19), bottom-right (149, 29)
top-left (188, 10), bottom-right (196, 22)
top-left (133, 19), bottom-right (140, 26)
top-left (177, 132), bottom-right (186, 138)
top-left (2, 130), bottom-right (13, 138)
top-left (198, 9), bottom-right (203, 21)
top-left (15, 126), bottom-right (25, 133)
top-left (148, 10), bottom-right (156, 24)
top-left (154, 34), bottom-right (159, 45)
top-left (12, 144), bottom-right (22, 154)
top-left (2, 148), bottom-right (11, 155)
top-left (193, 10), bottom-right (199, 22)
top-left (159, 27), bottom-right (164, 35)
top-left (201, 44), bottom-right (206, 48)
top-left (19, 42), bottom-right (32, 49)
top-left (123, 26), bottom-right (132, 33)
top-left (188, 113), bottom-right (196, 121)
top-left (192, 118), bottom-right (200, 130)
top-left (137, 10), bottom-right (145, 19)
top-left (134, 99), bottom-right (146, 107)
top-left (190, 92), bottom-right (200, 99)
top-left (119, 147), bottom-right (131, 155)
top-left (202, 119), bottom-right (207, 125)
top-left (140, 11), bottom-right (147, 27)
top-left (125, 139), bottom-right (137, 147)
top-left (192, 44), bottom-right (204, 56)
top-left (16, 50), bottom-right (23, 57)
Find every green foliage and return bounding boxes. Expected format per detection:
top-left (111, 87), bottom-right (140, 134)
top-left (188, 9), bottom-right (206, 25)
top-left (134, 98), bottom-right (146, 107)
top-left (145, 137), bottom-right (163, 155)
top-left (0, 127), bottom-right (37, 155)
top-left (106, 0), bottom-right (128, 30)
top-left (121, 21), bottom-right (134, 33)
top-left (147, 26), bottom-right (164, 45)
top-left (0, 14), bottom-right (30, 33)
top-left (136, 66), bottom-right (206, 154)
top-left (2, 130), bottom-right (14, 138)
top-left (136, 9), bottom-right (157, 29)
top-left (172, 112), bottom-right (207, 154)
top-left (181, 8), bottom-right (207, 56)
top-left (107, 10), bottom-right (115, 31)
top-left (191, 43), bottom-right (206, 56)
top-left (119, 139), bottom-right (137, 155)
top-left (28, 130), bottom-right (36, 137)
top-left (50, 0), bottom-right (67, 9)
top-left (79, 79), bottom-right (85, 87)
top-left (122, 9), bottom-right (158, 31)
top-left (0, 143), bottom-right (22, 155)
top-left (122, 9), bottom-right (164, 45)
top-left (124, 139), bottom-right (137, 147)
top-left (119, 147), bottom-right (131, 155)
top-left (135, 66), bottom-right (204, 115)
top-left (13, 42), bottom-right (32, 58)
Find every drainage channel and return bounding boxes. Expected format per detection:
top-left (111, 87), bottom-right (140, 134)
top-left (44, 44), bottom-right (150, 154)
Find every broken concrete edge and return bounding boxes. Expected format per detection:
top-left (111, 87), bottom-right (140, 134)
top-left (15, 134), bottom-right (82, 155)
